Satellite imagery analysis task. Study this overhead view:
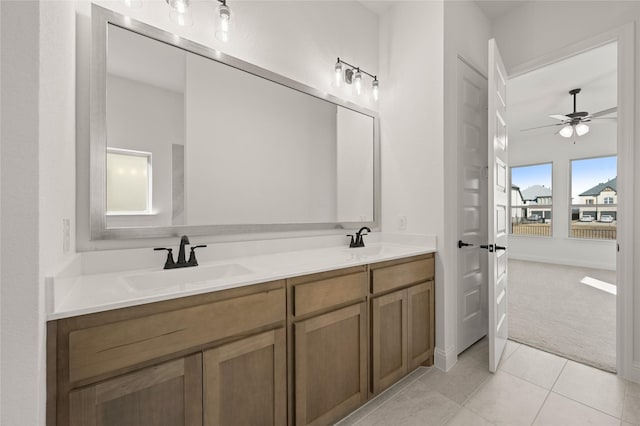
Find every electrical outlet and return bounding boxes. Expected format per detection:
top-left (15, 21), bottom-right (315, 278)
top-left (398, 215), bottom-right (407, 231)
top-left (63, 218), bottom-right (70, 253)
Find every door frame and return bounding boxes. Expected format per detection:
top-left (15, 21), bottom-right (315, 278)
top-left (509, 22), bottom-right (635, 380)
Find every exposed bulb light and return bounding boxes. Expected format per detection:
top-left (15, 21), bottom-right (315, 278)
top-left (215, 0), bottom-right (231, 42)
top-left (575, 123), bottom-right (590, 136)
top-left (354, 69), bottom-right (362, 95)
top-left (166, 0), bottom-right (193, 26)
top-left (559, 124), bottom-right (574, 138)
top-left (334, 60), bottom-right (343, 87)
top-left (372, 78), bottom-right (379, 101)
top-left (333, 58), bottom-right (379, 100)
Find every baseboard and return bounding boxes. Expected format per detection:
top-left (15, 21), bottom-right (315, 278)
top-left (434, 345), bottom-right (457, 372)
top-left (508, 253), bottom-right (616, 271)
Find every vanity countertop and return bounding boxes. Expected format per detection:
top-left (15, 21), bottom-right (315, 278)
top-left (48, 240), bottom-right (436, 320)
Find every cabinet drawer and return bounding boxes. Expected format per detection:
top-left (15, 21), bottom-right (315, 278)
top-left (292, 270), bottom-right (367, 318)
top-left (68, 287), bottom-right (285, 383)
top-left (371, 257), bottom-right (434, 295)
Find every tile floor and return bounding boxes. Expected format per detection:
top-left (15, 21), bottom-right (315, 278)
top-left (335, 339), bottom-right (640, 426)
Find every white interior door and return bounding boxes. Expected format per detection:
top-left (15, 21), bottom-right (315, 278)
top-left (488, 39), bottom-right (509, 373)
top-left (457, 59), bottom-right (489, 355)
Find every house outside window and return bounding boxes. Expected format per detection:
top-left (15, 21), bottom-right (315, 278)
top-left (570, 156), bottom-right (617, 240)
top-left (510, 163), bottom-right (552, 237)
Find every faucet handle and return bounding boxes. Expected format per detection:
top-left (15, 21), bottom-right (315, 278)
top-left (346, 234), bottom-right (357, 248)
top-left (154, 247), bottom-right (175, 269)
top-left (188, 245), bottom-right (208, 266)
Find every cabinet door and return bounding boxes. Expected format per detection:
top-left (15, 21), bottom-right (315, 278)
top-left (407, 281), bottom-right (435, 370)
top-left (294, 303), bottom-right (367, 426)
top-left (203, 328), bottom-right (286, 426)
top-left (69, 354), bottom-right (202, 426)
top-left (371, 289), bottom-right (407, 394)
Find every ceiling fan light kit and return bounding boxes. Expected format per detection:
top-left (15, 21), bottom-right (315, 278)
top-left (520, 87), bottom-right (617, 142)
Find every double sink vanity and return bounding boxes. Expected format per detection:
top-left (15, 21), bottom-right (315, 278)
top-left (47, 239), bottom-right (436, 426)
top-left (53, 4), bottom-right (436, 425)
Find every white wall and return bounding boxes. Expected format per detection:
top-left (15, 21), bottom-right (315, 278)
top-left (379, 0), bottom-right (448, 365)
top-left (492, 0), bottom-right (640, 382)
top-left (78, 0), bottom-right (379, 250)
top-left (442, 0), bottom-right (491, 366)
top-left (1, 1), bottom-right (77, 424)
top-left (106, 75), bottom-right (184, 228)
top-left (1, 3), bottom-right (42, 425)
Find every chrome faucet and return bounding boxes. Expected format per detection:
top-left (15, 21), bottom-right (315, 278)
top-left (347, 226), bottom-right (371, 248)
top-left (154, 235), bottom-right (207, 269)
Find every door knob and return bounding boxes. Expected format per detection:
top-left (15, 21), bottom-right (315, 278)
top-left (458, 240), bottom-right (473, 249)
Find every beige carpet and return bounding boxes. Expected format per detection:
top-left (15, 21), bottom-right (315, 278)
top-left (508, 259), bottom-right (616, 372)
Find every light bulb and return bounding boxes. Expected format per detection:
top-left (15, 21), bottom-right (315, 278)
top-left (354, 69), bottom-right (362, 95)
top-left (166, 0), bottom-right (192, 26)
top-left (334, 60), bottom-right (343, 87)
top-left (166, 0), bottom-right (189, 13)
top-left (215, 2), bottom-right (231, 42)
top-left (559, 125), bottom-right (574, 138)
top-left (372, 79), bottom-right (379, 101)
top-left (576, 123), bottom-right (590, 136)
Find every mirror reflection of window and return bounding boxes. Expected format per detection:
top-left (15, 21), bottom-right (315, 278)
top-left (106, 148), bottom-right (152, 214)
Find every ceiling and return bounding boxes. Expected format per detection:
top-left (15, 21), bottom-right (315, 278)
top-left (360, 0), bottom-right (527, 20)
top-left (509, 42), bottom-right (617, 142)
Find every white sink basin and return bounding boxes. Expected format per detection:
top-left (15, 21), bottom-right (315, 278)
top-left (341, 245), bottom-right (403, 258)
top-left (124, 263), bottom-right (254, 292)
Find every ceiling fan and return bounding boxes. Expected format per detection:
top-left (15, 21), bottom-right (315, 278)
top-left (521, 88), bottom-right (617, 141)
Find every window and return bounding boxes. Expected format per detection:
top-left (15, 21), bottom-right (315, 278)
top-left (570, 156), bottom-right (617, 240)
top-left (510, 163), bottom-right (552, 237)
top-left (106, 148), bottom-right (152, 214)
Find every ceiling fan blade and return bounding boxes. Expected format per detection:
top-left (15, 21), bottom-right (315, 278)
top-left (590, 107), bottom-right (617, 118)
top-left (590, 117), bottom-right (617, 122)
top-left (548, 114), bottom-right (570, 121)
top-left (521, 123), bottom-right (563, 132)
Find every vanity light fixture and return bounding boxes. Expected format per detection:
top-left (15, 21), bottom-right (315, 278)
top-left (334, 58), bottom-right (380, 100)
top-left (334, 60), bottom-right (343, 87)
top-left (214, 0), bottom-right (232, 42)
top-left (372, 78), bottom-right (379, 101)
top-left (353, 69), bottom-right (363, 95)
top-left (166, 0), bottom-right (193, 27)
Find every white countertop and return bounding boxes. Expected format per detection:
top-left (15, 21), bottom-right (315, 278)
top-left (48, 236), bottom-right (436, 320)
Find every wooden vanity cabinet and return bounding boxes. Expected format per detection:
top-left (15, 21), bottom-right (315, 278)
top-left (288, 267), bottom-right (368, 426)
top-left (370, 254), bottom-right (435, 395)
top-left (68, 353), bottom-right (203, 426)
top-left (48, 280), bottom-right (286, 426)
top-left (204, 328), bottom-right (286, 426)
